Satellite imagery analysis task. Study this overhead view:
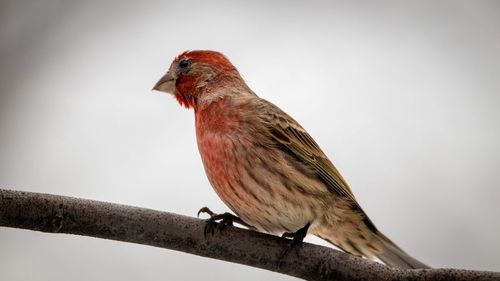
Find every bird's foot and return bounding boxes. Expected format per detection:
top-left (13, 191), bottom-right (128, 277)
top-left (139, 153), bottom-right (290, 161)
top-left (277, 222), bottom-right (311, 268)
top-left (197, 206), bottom-right (250, 237)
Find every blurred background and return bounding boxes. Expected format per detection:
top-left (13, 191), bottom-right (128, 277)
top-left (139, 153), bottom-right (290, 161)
top-left (1, 1), bottom-right (499, 280)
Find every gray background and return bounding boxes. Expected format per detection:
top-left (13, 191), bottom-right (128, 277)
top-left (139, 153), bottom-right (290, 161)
top-left (1, 1), bottom-right (499, 280)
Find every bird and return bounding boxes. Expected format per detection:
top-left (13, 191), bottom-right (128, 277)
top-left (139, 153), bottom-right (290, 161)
top-left (153, 50), bottom-right (429, 269)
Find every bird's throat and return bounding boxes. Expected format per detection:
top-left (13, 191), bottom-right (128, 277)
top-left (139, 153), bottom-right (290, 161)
top-left (175, 92), bottom-right (198, 109)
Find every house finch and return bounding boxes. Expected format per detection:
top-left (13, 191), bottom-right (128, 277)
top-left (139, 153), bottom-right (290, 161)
top-left (153, 50), bottom-right (428, 269)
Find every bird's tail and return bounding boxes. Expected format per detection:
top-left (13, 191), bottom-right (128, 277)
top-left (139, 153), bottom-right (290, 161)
top-left (374, 231), bottom-right (429, 269)
top-left (314, 213), bottom-right (429, 269)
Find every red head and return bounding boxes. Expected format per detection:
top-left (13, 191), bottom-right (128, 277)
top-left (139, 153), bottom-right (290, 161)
top-left (153, 50), bottom-right (247, 109)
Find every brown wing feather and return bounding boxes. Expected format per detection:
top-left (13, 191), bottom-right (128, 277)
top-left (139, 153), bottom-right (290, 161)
top-left (254, 98), bottom-right (357, 203)
top-left (252, 98), bottom-right (380, 234)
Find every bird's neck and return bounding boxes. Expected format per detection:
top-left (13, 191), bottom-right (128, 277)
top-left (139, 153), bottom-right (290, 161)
top-left (194, 96), bottom-right (239, 137)
top-left (195, 82), bottom-right (254, 111)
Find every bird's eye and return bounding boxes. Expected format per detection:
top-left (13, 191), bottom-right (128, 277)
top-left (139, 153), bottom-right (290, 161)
top-left (179, 59), bottom-right (190, 69)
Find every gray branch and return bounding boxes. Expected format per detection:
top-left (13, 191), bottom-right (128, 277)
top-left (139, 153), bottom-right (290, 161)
top-left (0, 189), bottom-right (498, 281)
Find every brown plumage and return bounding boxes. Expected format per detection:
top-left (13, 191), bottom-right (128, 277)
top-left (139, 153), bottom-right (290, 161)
top-left (153, 50), bottom-right (429, 269)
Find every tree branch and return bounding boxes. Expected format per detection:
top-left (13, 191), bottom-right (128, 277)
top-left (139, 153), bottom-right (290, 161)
top-left (0, 189), bottom-right (498, 281)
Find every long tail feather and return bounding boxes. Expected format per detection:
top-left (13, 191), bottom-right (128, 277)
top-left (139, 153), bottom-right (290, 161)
top-left (375, 232), bottom-right (430, 269)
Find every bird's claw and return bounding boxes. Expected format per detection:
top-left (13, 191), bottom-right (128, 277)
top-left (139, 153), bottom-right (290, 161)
top-left (277, 222), bottom-right (311, 269)
top-left (197, 206), bottom-right (251, 237)
top-left (197, 206), bottom-right (215, 218)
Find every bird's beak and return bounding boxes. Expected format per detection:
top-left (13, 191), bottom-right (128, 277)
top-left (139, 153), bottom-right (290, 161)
top-left (152, 71), bottom-right (175, 93)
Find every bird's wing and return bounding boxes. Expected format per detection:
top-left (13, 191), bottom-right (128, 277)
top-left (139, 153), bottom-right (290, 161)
top-left (254, 98), bottom-right (357, 202)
